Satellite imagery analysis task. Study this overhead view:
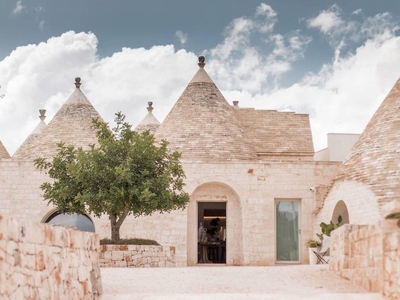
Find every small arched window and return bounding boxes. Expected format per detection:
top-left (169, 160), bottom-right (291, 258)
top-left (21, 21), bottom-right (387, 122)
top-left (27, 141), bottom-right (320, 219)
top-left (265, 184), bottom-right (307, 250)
top-left (45, 211), bottom-right (95, 232)
top-left (332, 200), bottom-right (350, 224)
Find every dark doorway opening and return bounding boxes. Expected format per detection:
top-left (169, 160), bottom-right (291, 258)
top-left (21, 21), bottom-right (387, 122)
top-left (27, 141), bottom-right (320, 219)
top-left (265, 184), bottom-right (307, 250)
top-left (197, 202), bottom-right (226, 264)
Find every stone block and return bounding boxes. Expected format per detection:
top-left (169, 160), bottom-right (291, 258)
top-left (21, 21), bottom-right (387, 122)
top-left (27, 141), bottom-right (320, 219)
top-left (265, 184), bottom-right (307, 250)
top-left (111, 250), bottom-right (124, 261)
top-left (113, 260), bottom-right (126, 267)
top-left (128, 245), bottom-right (137, 251)
top-left (78, 265), bottom-right (89, 282)
top-left (103, 250), bottom-right (111, 260)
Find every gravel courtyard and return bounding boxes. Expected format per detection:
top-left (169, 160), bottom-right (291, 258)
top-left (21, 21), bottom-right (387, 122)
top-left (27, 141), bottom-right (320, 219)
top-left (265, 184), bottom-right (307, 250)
top-left (101, 265), bottom-right (383, 299)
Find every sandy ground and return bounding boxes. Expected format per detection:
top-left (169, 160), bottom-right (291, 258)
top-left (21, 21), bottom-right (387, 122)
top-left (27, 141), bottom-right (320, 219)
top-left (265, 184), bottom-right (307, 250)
top-left (100, 265), bottom-right (383, 300)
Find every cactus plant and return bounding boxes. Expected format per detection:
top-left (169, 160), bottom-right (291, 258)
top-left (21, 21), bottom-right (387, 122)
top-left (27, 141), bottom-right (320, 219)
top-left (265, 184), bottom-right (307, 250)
top-left (316, 215), bottom-right (342, 241)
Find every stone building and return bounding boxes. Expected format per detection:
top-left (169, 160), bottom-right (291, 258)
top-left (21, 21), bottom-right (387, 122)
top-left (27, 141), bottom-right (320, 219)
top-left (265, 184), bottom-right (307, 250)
top-left (315, 75), bottom-right (400, 225)
top-left (0, 57), bottom-right (398, 267)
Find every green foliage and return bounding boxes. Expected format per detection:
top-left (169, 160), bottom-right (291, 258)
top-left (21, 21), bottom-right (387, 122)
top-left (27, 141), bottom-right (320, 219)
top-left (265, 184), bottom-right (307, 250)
top-left (100, 238), bottom-right (159, 245)
top-left (385, 212), bottom-right (400, 219)
top-left (316, 215), bottom-right (343, 241)
top-left (306, 240), bottom-right (320, 248)
top-left (35, 112), bottom-right (190, 240)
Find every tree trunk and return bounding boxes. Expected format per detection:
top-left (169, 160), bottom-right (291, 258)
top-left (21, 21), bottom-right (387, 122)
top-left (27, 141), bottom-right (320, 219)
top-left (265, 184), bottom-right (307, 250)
top-left (109, 209), bottom-right (129, 241)
top-left (110, 214), bottom-right (121, 241)
top-left (111, 221), bottom-right (121, 240)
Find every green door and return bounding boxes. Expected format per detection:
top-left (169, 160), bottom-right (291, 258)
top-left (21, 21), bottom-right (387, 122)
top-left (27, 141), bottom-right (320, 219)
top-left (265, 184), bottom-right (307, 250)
top-left (276, 200), bottom-right (300, 262)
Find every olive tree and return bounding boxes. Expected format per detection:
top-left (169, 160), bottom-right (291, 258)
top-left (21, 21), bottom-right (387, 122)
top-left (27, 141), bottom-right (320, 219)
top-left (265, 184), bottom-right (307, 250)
top-left (35, 112), bottom-right (190, 240)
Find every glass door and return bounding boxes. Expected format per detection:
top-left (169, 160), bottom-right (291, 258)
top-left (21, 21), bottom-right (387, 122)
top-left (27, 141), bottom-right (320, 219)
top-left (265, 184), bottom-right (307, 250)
top-left (276, 200), bottom-right (300, 262)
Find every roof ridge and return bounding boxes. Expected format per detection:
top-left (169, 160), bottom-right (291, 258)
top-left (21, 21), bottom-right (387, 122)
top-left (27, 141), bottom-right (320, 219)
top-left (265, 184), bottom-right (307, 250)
top-left (0, 140), bottom-right (10, 158)
top-left (13, 110), bottom-right (47, 158)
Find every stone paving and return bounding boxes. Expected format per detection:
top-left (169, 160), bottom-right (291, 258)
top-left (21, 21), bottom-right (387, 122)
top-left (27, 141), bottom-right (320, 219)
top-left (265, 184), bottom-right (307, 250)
top-left (101, 265), bottom-right (383, 299)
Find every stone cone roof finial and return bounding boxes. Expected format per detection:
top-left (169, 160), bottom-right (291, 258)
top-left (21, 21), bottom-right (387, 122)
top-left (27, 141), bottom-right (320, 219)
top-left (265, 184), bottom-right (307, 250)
top-left (198, 56), bottom-right (205, 68)
top-left (39, 109), bottom-right (46, 121)
top-left (135, 101), bottom-right (160, 134)
top-left (147, 102), bottom-right (154, 113)
top-left (75, 77), bottom-right (81, 89)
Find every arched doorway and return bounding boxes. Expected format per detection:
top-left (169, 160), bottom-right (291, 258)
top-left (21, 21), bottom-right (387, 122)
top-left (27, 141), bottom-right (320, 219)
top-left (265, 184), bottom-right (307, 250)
top-left (332, 200), bottom-right (350, 224)
top-left (44, 211), bottom-right (95, 232)
top-left (187, 181), bottom-right (243, 266)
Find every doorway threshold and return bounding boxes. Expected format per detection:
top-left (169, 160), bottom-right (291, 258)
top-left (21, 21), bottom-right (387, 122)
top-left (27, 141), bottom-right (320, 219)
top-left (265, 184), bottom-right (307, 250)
top-left (196, 263), bottom-right (227, 267)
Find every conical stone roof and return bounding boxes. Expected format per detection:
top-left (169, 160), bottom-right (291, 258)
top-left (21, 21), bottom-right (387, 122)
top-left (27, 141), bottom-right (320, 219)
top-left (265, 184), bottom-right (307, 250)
top-left (13, 109), bottom-right (47, 158)
top-left (155, 57), bottom-right (256, 162)
top-left (0, 140), bottom-right (10, 158)
top-left (15, 78), bottom-right (102, 160)
top-left (334, 76), bottom-right (400, 208)
top-left (135, 102), bottom-right (160, 134)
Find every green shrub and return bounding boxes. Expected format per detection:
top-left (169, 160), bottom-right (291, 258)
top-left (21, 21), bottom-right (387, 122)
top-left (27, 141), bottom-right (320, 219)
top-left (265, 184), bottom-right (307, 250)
top-left (100, 238), bottom-right (159, 245)
top-left (306, 239), bottom-right (321, 248)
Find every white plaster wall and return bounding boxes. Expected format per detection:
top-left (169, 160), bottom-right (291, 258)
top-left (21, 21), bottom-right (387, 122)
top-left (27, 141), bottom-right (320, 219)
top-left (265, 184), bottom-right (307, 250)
top-left (314, 180), bottom-right (381, 233)
top-left (327, 133), bottom-right (360, 162)
top-left (314, 133), bottom-right (360, 162)
top-left (314, 148), bottom-right (328, 161)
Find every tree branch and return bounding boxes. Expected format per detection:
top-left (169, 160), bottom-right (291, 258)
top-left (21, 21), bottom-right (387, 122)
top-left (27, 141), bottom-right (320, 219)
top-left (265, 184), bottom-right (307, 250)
top-left (116, 206), bottom-right (129, 228)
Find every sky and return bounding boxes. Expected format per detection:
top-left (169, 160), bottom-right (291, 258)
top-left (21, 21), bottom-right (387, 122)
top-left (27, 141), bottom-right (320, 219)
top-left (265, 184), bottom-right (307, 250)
top-left (1, 1), bottom-right (400, 155)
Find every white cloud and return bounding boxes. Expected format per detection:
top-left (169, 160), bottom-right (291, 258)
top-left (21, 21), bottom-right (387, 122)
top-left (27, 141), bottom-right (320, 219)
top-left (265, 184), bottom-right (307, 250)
top-left (228, 31), bottom-right (400, 151)
top-left (308, 6), bottom-right (399, 48)
top-left (256, 3), bottom-right (276, 18)
top-left (209, 3), bottom-right (310, 92)
top-left (359, 13), bottom-right (399, 41)
top-left (13, 0), bottom-right (25, 14)
top-left (0, 31), bottom-right (196, 155)
top-left (255, 3), bottom-right (277, 33)
top-left (175, 30), bottom-right (188, 45)
top-left (39, 20), bottom-right (45, 31)
top-left (214, 5), bottom-right (400, 150)
top-left (307, 5), bottom-right (343, 34)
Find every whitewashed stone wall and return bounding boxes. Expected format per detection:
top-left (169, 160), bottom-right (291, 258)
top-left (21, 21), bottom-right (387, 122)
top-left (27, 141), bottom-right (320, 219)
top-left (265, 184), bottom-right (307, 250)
top-left (99, 245), bottom-right (175, 267)
top-left (0, 214), bottom-right (102, 300)
top-left (314, 180), bottom-right (381, 231)
top-left (118, 160), bottom-right (339, 266)
top-left (0, 157), bottom-right (339, 267)
top-left (0, 160), bottom-right (50, 220)
top-left (330, 221), bottom-right (400, 299)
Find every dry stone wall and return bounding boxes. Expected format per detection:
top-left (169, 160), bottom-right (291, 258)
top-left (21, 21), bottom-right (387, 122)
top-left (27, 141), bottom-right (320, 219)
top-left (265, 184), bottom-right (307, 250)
top-left (0, 215), bottom-right (102, 300)
top-left (99, 245), bottom-right (175, 267)
top-left (330, 221), bottom-right (400, 299)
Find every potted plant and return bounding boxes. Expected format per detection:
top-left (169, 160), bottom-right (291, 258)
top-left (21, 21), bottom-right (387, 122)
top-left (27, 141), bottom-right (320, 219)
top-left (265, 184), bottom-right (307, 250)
top-left (308, 215), bottom-right (343, 265)
top-left (306, 239), bottom-right (320, 265)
